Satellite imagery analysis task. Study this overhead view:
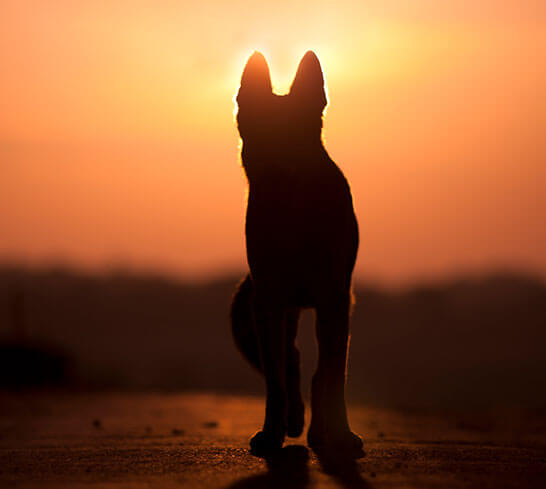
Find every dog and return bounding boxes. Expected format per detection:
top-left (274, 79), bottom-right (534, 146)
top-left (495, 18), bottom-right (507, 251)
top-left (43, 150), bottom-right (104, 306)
top-left (231, 51), bottom-right (362, 456)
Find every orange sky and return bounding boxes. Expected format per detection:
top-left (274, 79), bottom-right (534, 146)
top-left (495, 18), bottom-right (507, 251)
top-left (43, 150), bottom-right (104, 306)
top-left (1, 1), bottom-right (546, 285)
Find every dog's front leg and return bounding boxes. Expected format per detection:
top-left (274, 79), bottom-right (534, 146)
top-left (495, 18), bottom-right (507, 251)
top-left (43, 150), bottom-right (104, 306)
top-left (250, 299), bottom-right (287, 455)
top-left (308, 293), bottom-right (363, 454)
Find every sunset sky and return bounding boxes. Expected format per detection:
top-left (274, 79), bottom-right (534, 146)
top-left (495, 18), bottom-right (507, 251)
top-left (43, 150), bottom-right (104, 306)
top-left (1, 1), bottom-right (545, 285)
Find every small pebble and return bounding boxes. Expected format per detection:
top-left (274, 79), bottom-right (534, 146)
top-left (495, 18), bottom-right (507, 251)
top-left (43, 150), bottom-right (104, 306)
top-left (172, 428), bottom-right (185, 436)
top-left (203, 421), bottom-right (218, 429)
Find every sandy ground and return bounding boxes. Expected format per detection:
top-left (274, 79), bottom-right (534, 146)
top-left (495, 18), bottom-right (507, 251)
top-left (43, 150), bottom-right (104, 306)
top-left (0, 392), bottom-right (545, 489)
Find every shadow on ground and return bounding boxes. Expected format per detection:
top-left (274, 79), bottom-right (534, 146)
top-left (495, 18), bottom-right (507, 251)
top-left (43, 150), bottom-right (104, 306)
top-left (226, 445), bottom-right (373, 489)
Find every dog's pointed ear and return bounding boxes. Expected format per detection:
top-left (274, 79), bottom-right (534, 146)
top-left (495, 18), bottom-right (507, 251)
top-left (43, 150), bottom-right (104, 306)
top-left (290, 51), bottom-right (327, 111)
top-left (237, 52), bottom-right (272, 105)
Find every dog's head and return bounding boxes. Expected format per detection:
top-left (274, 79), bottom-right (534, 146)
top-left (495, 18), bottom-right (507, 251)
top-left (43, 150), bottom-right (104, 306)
top-left (236, 51), bottom-right (327, 149)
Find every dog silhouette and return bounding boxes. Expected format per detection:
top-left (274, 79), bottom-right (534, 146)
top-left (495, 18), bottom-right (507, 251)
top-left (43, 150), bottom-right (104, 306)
top-left (231, 51), bottom-right (362, 456)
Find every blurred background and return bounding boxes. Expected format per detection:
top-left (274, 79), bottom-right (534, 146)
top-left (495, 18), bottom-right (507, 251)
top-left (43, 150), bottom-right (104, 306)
top-left (1, 1), bottom-right (545, 410)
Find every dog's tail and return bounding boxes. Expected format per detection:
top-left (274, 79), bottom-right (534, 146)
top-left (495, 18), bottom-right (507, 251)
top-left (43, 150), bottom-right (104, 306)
top-left (231, 274), bottom-right (263, 372)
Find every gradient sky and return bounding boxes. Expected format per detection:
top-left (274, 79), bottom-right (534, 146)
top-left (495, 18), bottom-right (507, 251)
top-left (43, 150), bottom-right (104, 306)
top-left (1, 1), bottom-right (545, 285)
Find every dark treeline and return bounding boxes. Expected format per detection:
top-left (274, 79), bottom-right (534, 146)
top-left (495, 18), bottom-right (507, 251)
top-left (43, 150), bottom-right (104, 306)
top-left (0, 265), bottom-right (545, 410)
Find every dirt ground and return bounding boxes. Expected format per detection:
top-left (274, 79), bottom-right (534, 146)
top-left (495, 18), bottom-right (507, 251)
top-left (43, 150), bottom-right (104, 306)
top-left (0, 392), bottom-right (545, 489)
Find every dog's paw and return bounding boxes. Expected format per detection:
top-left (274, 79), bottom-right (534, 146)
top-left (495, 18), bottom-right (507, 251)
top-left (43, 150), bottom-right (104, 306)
top-left (308, 428), bottom-right (364, 457)
top-left (250, 430), bottom-right (284, 457)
